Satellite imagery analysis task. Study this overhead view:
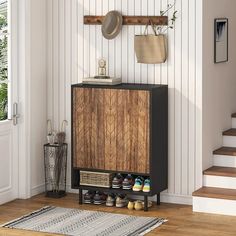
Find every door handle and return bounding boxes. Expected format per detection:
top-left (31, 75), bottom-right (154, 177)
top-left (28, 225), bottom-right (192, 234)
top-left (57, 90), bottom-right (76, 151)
top-left (12, 103), bottom-right (20, 126)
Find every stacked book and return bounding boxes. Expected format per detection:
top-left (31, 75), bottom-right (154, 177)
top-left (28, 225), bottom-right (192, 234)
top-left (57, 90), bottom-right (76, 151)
top-left (82, 76), bottom-right (122, 85)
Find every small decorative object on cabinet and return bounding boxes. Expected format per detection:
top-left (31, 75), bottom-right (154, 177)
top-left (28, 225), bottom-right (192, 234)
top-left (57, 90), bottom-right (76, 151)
top-left (71, 83), bottom-right (168, 211)
top-left (44, 143), bottom-right (68, 198)
top-left (82, 58), bottom-right (122, 85)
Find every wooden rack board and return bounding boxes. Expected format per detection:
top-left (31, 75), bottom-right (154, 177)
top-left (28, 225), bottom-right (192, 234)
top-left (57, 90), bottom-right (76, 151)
top-left (84, 15), bottom-right (168, 25)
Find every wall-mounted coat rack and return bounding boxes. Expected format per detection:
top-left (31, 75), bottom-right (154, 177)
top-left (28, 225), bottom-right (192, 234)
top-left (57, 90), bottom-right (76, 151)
top-left (84, 16), bottom-right (168, 25)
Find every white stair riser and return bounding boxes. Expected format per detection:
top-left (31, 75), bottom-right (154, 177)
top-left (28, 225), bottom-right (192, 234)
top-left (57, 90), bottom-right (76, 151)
top-left (232, 118), bottom-right (236, 128)
top-left (193, 196), bottom-right (236, 216)
top-left (213, 154), bottom-right (236, 168)
top-left (204, 175), bottom-right (236, 189)
top-left (223, 136), bottom-right (236, 147)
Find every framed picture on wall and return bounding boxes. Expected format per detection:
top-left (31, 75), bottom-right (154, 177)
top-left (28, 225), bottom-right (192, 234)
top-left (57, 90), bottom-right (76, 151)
top-left (214, 18), bottom-right (228, 63)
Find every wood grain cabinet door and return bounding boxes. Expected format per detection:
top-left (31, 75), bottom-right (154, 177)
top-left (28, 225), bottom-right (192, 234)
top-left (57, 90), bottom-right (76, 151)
top-left (73, 88), bottom-right (150, 174)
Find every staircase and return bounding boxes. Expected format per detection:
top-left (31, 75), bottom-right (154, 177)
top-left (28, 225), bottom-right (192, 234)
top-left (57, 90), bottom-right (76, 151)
top-left (193, 113), bottom-right (236, 216)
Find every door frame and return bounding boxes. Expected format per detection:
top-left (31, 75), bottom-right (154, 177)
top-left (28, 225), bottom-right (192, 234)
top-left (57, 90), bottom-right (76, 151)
top-left (17, 0), bottom-right (32, 199)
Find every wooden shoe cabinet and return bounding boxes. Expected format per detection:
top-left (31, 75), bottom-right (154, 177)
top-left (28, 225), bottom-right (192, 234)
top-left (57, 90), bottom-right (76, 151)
top-left (71, 83), bottom-right (168, 211)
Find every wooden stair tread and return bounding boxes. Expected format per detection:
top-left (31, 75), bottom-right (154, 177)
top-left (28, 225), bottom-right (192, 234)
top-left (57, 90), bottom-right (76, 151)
top-left (223, 128), bottom-right (236, 136)
top-left (213, 146), bottom-right (236, 156)
top-left (203, 166), bottom-right (236, 177)
top-left (232, 113), bottom-right (236, 118)
top-left (193, 187), bottom-right (236, 200)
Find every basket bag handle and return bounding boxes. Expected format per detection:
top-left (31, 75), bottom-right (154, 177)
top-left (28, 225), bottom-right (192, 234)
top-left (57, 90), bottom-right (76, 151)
top-left (143, 19), bottom-right (158, 36)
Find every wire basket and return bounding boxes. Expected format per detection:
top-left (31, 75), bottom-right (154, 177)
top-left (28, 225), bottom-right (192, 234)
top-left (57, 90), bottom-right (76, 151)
top-left (44, 143), bottom-right (68, 198)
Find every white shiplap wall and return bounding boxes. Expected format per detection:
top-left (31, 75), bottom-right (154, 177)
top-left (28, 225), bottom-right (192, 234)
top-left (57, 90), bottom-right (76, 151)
top-left (47, 0), bottom-right (202, 204)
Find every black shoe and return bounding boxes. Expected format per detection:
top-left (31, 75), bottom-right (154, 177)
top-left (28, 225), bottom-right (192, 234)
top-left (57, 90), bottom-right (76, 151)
top-left (84, 191), bottom-right (95, 204)
top-left (93, 191), bottom-right (107, 205)
top-left (122, 174), bottom-right (134, 190)
top-left (112, 173), bottom-right (124, 189)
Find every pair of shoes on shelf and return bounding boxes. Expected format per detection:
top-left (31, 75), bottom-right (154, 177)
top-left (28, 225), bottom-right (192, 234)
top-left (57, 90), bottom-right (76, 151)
top-left (84, 191), bottom-right (107, 205)
top-left (128, 200), bottom-right (153, 210)
top-left (133, 177), bottom-right (151, 193)
top-left (112, 174), bottom-right (134, 190)
top-left (106, 193), bottom-right (129, 208)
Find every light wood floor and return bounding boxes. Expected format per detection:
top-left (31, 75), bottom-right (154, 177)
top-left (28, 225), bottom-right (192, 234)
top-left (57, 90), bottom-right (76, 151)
top-left (0, 193), bottom-right (235, 235)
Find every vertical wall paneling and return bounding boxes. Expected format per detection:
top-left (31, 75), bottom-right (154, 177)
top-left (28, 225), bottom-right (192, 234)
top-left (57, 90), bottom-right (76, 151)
top-left (114, 0), bottom-right (121, 79)
top-left (134, 0), bottom-right (141, 83)
top-left (174, 0), bottom-right (182, 195)
top-left (47, 0), bottom-right (53, 122)
top-left (47, 0), bottom-right (202, 204)
top-left (53, 0), bottom-right (59, 130)
top-left (141, 0), bottom-right (148, 84)
top-left (102, 0), bottom-right (109, 76)
top-left (127, 0), bottom-right (135, 83)
top-left (161, 0), bottom-right (168, 85)
top-left (188, 0), bottom-right (196, 195)
top-left (121, 0), bottom-right (128, 82)
top-left (167, 0), bottom-right (176, 195)
top-left (154, 1), bottom-right (161, 84)
top-left (147, 0), bottom-right (155, 84)
top-left (108, 0), bottom-right (115, 77)
top-left (71, 0), bottom-right (78, 85)
top-left (195, 0), bottom-right (203, 190)
top-left (78, 0), bottom-right (84, 81)
top-left (65, 0), bottom-right (72, 184)
top-left (89, 0), bottom-right (96, 77)
top-left (59, 0), bottom-right (65, 124)
top-left (96, 0), bottom-right (103, 76)
top-left (181, 0), bottom-right (189, 195)
top-left (83, 0), bottom-right (90, 78)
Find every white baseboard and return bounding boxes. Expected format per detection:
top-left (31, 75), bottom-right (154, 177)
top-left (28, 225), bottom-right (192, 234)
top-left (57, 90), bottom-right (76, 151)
top-left (66, 185), bottom-right (79, 194)
top-left (160, 193), bottom-right (192, 205)
top-left (0, 190), bottom-right (17, 205)
top-left (31, 184), bottom-right (45, 197)
top-left (193, 196), bottom-right (236, 216)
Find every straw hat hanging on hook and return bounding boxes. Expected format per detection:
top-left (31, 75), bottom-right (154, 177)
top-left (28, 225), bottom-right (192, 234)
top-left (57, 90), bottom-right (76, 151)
top-left (102, 11), bottom-right (123, 39)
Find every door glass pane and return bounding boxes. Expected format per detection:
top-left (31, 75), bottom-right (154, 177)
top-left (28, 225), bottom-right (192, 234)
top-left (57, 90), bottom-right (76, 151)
top-left (0, 0), bottom-right (8, 121)
top-left (0, 0), bottom-right (7, 31)
top-left (0, 83), bottom-right (7, 120)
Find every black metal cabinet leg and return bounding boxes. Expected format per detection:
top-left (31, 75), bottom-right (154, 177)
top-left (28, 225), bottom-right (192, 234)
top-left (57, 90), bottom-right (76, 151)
top-left (79, 189), bottom-right (83, 205)
top-left (157, 193), bottom-right (160, 205)
top-left (144, 196), bottom-right (148, 212)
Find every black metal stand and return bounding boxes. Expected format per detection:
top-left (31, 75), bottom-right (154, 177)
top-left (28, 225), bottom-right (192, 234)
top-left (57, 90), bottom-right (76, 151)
top-left (79, 189), bottom-right (83, 204)
top-left (78, 185), bottom-right (161, 211)
top-left (157, 193), bottom-right (160, 205)
top-left (144, 196), bottom-right (148, 212)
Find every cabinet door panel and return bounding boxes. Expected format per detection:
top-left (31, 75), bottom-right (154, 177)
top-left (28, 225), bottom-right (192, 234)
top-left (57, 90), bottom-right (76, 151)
top-left (73, 88), bottom-right (150, 174)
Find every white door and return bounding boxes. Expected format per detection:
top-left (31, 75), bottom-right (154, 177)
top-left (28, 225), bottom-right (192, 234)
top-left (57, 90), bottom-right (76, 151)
top-left (0, 0), bottom-right (19, 204)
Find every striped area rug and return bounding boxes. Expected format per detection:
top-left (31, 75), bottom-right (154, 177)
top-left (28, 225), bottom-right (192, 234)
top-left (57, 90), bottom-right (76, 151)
top-left (2, 206), bottom-right (166, 236)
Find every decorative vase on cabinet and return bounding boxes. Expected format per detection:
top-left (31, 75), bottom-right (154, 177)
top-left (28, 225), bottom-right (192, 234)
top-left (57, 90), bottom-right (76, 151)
top-left (71, 83), bottom-right (168, 211)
